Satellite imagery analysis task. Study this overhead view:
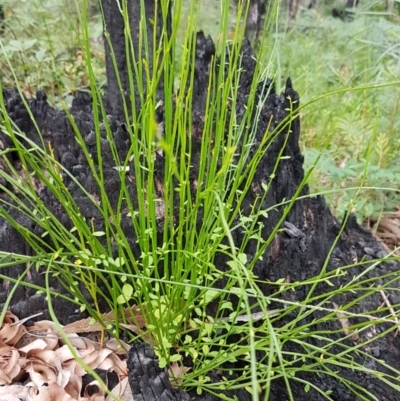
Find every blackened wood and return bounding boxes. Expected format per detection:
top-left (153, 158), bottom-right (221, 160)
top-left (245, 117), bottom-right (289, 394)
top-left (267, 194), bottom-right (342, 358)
top-left (102, 0), bottom-right (171, 117)
top-left (245, 0), bottom-right (266, 40)
top-left (0, 4), bottom-right (4, 34)
top-left (127, 342), bottom-right (252, 401)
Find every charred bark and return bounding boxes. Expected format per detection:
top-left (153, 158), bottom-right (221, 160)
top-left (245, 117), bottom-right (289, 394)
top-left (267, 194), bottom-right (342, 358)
top-left (102, 0), bottom-right (171, 117)
top-left (244, 0), bottom-right (266, 41)
top-left (127, 342), bottom-right (252, 401)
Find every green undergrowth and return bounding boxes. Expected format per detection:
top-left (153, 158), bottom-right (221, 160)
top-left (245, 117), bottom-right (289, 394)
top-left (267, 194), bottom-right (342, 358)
top-left (0, 0), bottom-right (104, 104)
top-left (275, 4), bottom-right (400, 222)
top-left (0, 1), bottom-right (399, 400)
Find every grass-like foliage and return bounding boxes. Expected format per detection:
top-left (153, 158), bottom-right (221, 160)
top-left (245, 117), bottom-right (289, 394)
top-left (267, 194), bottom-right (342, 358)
top-left (278, 3), bottom-right (400, 222)
top-left (0, 1), bottom-right (399, 400)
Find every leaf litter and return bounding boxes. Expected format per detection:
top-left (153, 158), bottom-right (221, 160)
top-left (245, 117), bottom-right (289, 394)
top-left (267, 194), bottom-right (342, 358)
top-left (0, 307), bottom-right (182, 401)
top-left (367, 206), bottom-right (400, 255)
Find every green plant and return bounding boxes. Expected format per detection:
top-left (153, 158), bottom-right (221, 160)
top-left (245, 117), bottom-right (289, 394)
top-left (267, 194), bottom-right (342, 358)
top-left (272, 6), bottom-right (400, 223)
top-left (0, 0), bottom-right (104, 104)
top-left (0, 1), bottom-right (399, 400)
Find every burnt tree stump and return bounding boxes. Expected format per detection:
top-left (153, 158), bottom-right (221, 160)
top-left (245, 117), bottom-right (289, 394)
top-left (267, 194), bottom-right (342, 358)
top-left (0, 33), bottom-right (399, 400)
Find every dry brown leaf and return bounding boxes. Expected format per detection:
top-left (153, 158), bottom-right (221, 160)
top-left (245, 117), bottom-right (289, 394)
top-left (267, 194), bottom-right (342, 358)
top-left (19, 339), bottom-right (49, 354)
top-left (28, 321), bottom-right (59, 332)
top-left (0, 311), bottom-right (132, 401)
top-left (27, 382), bottom-right (76, 401)
top-left (63, 305), bottom-right (145, 334)
top-left (169, 361), bottom-right (191, 387)
top-left (0, 312), bottom-right (26, 345)
top-left (55, 345), bottom-right (86, 377)
top-left (0, 384), bottom-right (29, 400)
top-left (366, 208), bottom-right (400, 255)
top-left (25, 322), bottom-right (60, 350)
top-left (63, 318), bottom-right (103, 335)
top-left (1, 396), bottom-right (26, 401)
top-left (0, 344), bottom-right (21, 384)
top-left (46, 382), bottom-right (77, 401)
top-left (27, 360), bottom-right (57, 386)
top-left (68, 334), bottom-right (97, 351)
top-left (104, 338), bottom-right (130, 355)
top-left (84, 347), bottom-right (113, 367)
top-left (57, 368), bottom-right (80, 397)
top-left (66, 335), bottom-right (127, 375)
top-left (118, 323), bottom-right (141, 336)
top-left (98, 353), bottom-right (127, 377)
top-left (25, 348), bottom-right (60, 366)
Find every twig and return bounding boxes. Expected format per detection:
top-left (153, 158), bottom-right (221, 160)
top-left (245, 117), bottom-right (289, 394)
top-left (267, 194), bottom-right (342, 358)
top-left (379, 287), bottom-right (400, 337)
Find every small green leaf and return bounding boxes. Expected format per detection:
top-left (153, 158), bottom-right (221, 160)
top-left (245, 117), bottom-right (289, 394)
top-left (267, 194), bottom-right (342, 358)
top-left (204, 323), bottom-right (213, 335)
top-left (173, 314), bottom-right (183, 326)
top-left (92, 231), bottom-right (106, 237)
top-left (189, 347), bottom-right (198, 360)
top-left (116, 295), bottom-right (126, 304)
top-left (204, 289), bottom-right (219, 303)
top-left (122, 283), bottom-right (133, 298)
top-left (220, 301), bottom-right (233, 311)
top-left (117, 283), bottom-right (133, 304)
top-left (227, 260), bottom-right (238, 269)
top-left (114, 257), bottom-right (125, 267)
top-left (170, 354), bottom-right (182, 362)
top-left (238, 253), bottom-right (247, 264)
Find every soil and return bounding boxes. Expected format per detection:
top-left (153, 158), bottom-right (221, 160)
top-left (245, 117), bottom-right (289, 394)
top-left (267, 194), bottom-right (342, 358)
top-left (0, 33), bottom-right (399, 400)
